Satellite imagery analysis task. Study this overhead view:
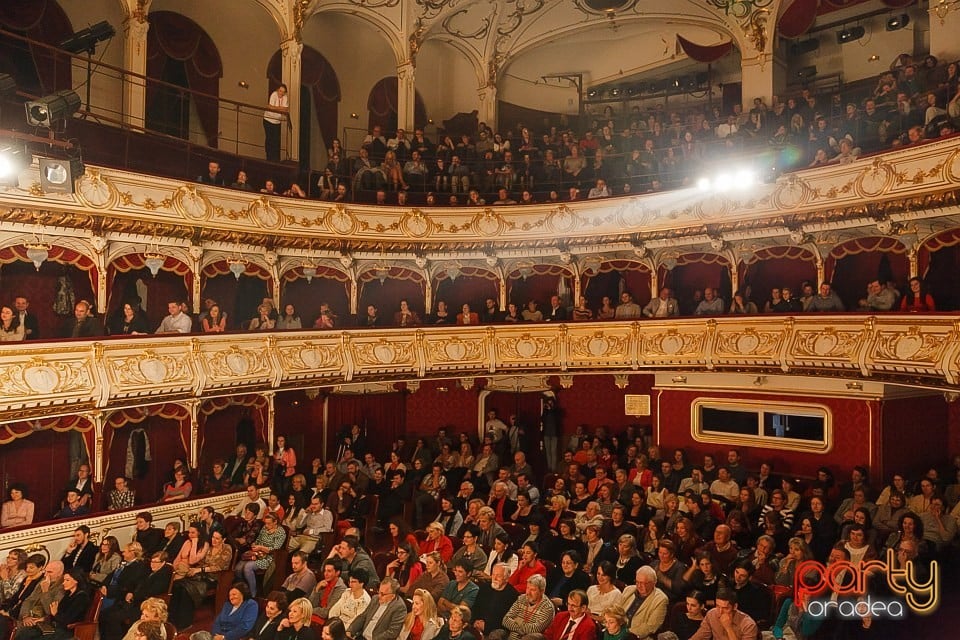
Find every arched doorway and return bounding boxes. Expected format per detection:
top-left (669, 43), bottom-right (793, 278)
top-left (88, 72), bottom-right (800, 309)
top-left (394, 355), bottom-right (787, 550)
top-left (367, 77), bottom-right (428, 133)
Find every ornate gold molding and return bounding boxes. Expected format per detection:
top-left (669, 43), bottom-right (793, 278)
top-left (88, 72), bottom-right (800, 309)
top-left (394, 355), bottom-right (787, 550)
top-left (1, 316), bottom-right (959, 423)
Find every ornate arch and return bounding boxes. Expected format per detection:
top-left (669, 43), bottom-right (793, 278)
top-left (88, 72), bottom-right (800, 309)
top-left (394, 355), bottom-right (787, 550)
top-left (309, 6), bottom-right (406, 66)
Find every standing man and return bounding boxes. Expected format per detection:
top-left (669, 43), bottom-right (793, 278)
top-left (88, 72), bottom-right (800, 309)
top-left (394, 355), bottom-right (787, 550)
top-left (263, 84), bottom-right (289, 163)
top-left (13, 296), bottom-right (38, 339)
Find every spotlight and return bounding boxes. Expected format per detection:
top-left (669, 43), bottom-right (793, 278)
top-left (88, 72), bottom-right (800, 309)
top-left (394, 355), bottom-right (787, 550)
top-left (610, 87), bottom-right (621, 97)
top-left (696, 167), bottom-right (758, 193)
top-left (587, 88), bottom-right (599, 98)
top-left (796, 66), bottom-right (817, 81)
top-left (0, 143), bottom-right (30, 186)
top-left (38, 157), bottom-right (85, 194)
top-left (886, 14), bottom-right (909, 31)
top-left (25, 90), bottom-right (81, 127)
top-left (836, 25), bottom-right (865, 45)
top-left (60, 21), bottom-right (115, 54)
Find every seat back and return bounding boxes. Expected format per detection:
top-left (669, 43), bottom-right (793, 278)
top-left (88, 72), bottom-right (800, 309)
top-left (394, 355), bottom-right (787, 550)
top-left (85, 589), bottom-right (103, 623)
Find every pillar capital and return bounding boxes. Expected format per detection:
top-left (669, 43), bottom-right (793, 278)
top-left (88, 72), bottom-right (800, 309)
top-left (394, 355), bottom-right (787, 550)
top-left (397, 61), bottom-right (416, 132)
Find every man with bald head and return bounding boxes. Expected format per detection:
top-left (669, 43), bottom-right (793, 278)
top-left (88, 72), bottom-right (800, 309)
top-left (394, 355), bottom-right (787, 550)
top-left (15, 560), bottom-right (65, 633)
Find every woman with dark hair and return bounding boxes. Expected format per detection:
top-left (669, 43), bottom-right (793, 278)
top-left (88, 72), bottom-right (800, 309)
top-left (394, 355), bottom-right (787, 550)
top-left (901, 276), bottom-right (936, 312)
top-left (109, 302), bottom-right (150, 336)
top-left (586, 561), bottom-right (622, 617)
top-left (89, 537), bottom-right (122, 586)
top-left (388, 518), bottom-right (421, 556)
top-left (481, 532), bottom-right (518, 579)
top-left (162, 468), bottom-right (193, 502)
top-left (506, 542), bottom-right (546, 592)
top-left (32, 569), bottom-right (91, 640)
top-left (202, 304), bottom-right (227, 333)
top-left (545, 550), bottom-right (590, 607)
top-left (169, 530), bottom-right (233, 630)
top-left (671, 590), bottom-right (707, 640)
top-left (542, 519), bottom-right (584, 564)
top-left (203, 583), bottom-right (257, 640)
top-left (0, 553), bottom-right (44, 626)
top-left (386, 542), bottom-right (423, 596)
top-left (0, 306), bottom-right (24, 342)
top-left (173, 525), bottom-right (210, 580)
top-left (433, 496), bottom-right (463, 536)
top-left (1, 484), bottom-right (34, 529)
top-left (321, 618), bottom-right (346, 640)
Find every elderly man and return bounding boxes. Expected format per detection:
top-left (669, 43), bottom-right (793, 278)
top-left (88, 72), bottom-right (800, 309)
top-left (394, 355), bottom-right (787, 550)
top-left (347, 576), bottom-right (406, 640)
top-left (689, 589), bottom-right (758, 639)
top-left (694, 287), bottom-right (725, 316)
top-left (502, 574), bottom-right (555, 640)
top-left (473, 563), bottom-right (519, 636)
top-left (9, 560), bottom-right (65, 637)
top-left (616, 565), bottom-right (668, 639)
top-left (643, 287), bottom-right (680, 318)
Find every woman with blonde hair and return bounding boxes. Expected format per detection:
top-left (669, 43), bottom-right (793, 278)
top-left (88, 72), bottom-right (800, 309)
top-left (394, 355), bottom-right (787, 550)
top-left (398, 589), bottom-right (440, 640)
top-left (406, 552), bottom-right (448, 602)
top-left (277, 597), bottom-right (315, 640)
top-left (122, 598), bottom-right (169, 640)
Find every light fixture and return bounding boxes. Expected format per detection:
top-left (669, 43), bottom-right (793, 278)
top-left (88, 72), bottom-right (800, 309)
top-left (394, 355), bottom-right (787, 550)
top-left (932, 0), bottom-right (960, 23)
top-left (25, 240), bottom-right (51, 271)
top-left (868, 54), bottom-right (880, 62)
top-left (350, 112), bottom-right (359, 119)
top-left (302, 263), bottom-right (317, 283)
top-left (60, 21), bottom-right (115, 54)
top-left (516, 260), bottom-right (535, 280)
top-left (836, 25), bottom-right (865, 45)
top-left (143, 251), bottom-right (165, 277)
top-left (0, 143), bottom-right (30, 185)
top-left (25, 90), bottom-right (81, 127)
top-left (38, 157), bottom-right (85, 194)
top-left (580, 255), bottom-right (602, 276)
top-left (846, 381), bottom-right (863, 390)
top-left (587, 88), bottom-right (598, 98)
top-left (885, 14), bottom-right (909, 31)
top-left (227, 257), bottom-right (247, 280)
top-left (671, 375), bottom-right (687, 384)
top-left (238, 80), bottom-right (249, 89)
top-left (609, 87), bottom-right (621, 97)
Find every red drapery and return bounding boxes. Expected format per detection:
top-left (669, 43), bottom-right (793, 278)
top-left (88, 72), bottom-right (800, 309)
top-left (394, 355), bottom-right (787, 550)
top-left (327, 393), bottom-right (405, 461)
top-left (366, 77), bottom-right (428, 132)
top-left (0, 244), bottom-right (97, 289)
top-left (106, 253), bottom-right (192, 327)
top-left (358, 268), bottom-right (427, 318)
top-left (0, 0), bottom-right (73, 95)
top-left (676, 35), bottom-right (732, 63)
top-left (104, 406), bottom-right (189, 504)
top-left (777, 0), bottom-right (819, 39)
top-left (146, 11), bottom-right (222, 148)
top-left (827, 238), bottom-right (908, 309)
top-left (268, 45), bottom-right (341, 150)
top-left (507, 265), bottom-right (574, 308)
top-left (199, 395), bottom-right (268, 469)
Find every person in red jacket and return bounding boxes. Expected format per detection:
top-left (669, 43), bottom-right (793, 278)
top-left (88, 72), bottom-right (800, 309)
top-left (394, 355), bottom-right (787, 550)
top-left (543, 590), bottom-right (597, 640)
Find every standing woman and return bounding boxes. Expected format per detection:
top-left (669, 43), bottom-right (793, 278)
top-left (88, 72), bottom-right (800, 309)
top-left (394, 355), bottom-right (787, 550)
top-left (277, 597), bottom-right (315, 640)
top-left (274, 435), bottom-right (297, 495)
top-left (398, 589), bottom-right (440, 640)
top-left (263, 84), bottom-right (289, 163)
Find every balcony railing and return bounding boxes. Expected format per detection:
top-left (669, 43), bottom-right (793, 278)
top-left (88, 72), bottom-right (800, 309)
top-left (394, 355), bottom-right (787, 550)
top-left (1, 314), bottom-right (958, 425)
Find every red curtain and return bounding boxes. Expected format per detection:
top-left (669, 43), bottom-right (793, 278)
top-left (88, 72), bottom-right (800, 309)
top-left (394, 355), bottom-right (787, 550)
top-left (676, 35), bottom-right (732, 63)
top-left (367, 77), bottom-right (428, 132)
top-left (777, 0), bottom-right (819, 39)
top-left (146, 11), bottom-right (222, 147)
top-left (0, 427), bottom-right (74, 521)
top-left (739, 248), bottom-right (818, 307)
top-left (327, 393), bottom-right (405, 461)
top-left (507, 266), bottom-right (574, 309)
top-left (268, 45), bottom-right (341, 150)
top-left (104, 408), bottom-right (189, 505)
top-left (280, 276), bottom-right (350, 328)
top-left (0, 0), bottom-right (73, 95)
top-left (107, 260), bottom-right (191, 331)
top-left (358, 268), bottom-right (427, 321)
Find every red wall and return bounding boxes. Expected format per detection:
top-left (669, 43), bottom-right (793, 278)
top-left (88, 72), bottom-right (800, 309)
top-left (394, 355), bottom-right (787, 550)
top-left (655, 389), bottom-right (879, 483)
top-left (880, 396), bottom-right (949, 480)
top-left (405, 379), bottom-right (482, 437)
top-left (0, 429), bottom-right (73, 520)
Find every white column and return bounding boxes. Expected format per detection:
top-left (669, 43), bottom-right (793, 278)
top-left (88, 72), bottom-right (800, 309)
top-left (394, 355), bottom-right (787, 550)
top-left (186, 400), bottom-right (200, 470)
top-left (280, 39), bottom-right (303, 162)
top-left (740, 53), bottom-right (785, 108)
top-left (929, 4), bottom-right (960, 61)
top-left (121, 16), bottom-right (149, 129)
top-left (264, 392), bottom-right (276, 454)
top-left (478, 85), bottom-right (497, 129)
top-left (397, 62), bottom-right (416, 131)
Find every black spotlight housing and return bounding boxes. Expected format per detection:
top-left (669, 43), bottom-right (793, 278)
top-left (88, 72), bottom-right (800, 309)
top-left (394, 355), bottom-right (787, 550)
top-left (60, 21), bottom-right (115, 54)
top-left (39, 157), bottom-right (85, 194)
top-left (25, 90), bottom-right (81, 126)
top-left (886, 14), bottom-right (910, 31)
top-left (836, 25), bottom-right (866, 44)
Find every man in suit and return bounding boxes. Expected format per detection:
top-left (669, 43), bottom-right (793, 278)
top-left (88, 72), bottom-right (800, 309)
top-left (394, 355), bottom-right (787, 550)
top-left (60, 300), bottom-right (103, 338)
top-left (101, 550), bottom-right (171, 640)
top-left (543, 590), bottom-right (596, 640)
top-left (225, 443), bottom-right (251, 488)
top-left (642, 287), bottom-right (680, 318)
top-left (14, 296), bottom-right (39, 339)
top-left (617, 565), bottom-right (669, 640)
top-left (250, 591), bottom-right (288, 640)
top-left (347, 576), bottom-right (406, 640)
top-left (61, 525), bottom-right (97, 573)
top-left (545, 295), bottom-right (568, 322)
top-left (456, 303), bottom-right (480, 325)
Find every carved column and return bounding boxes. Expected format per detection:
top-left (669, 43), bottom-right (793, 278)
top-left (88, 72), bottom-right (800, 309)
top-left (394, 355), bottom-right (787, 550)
top-left (121, 11), bottom-right (150, 129)
top-left (280, 39), bottom-right (303, 162)
top-left (929, 5), bottom-right (960, 62)
top-left (185, 399), bottom-right (200, 470)
top-left (263, 392), bottom-right (276, 454)
top-left (397, 62), bottom-right (416, 132)
top-left (265, 252), bottom-right (280, 305)
top-left (91, 236), bottom-right (108, 314)
top-left (189, 246), bottom-right (203, 313)
top-left (478, 85), bottom-right (497, 129)
top-left (85, 410), bottom-right (105, 483)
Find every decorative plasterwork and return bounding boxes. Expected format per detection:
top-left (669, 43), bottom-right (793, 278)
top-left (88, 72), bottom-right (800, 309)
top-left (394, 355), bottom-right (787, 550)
top-left (3, 137), bottom-right (960, 254)
top-left (2, 315), bottom-right (960, 423)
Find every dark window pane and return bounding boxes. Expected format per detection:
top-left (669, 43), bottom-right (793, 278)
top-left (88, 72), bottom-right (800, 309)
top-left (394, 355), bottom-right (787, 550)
top-left (701, 407), bottom-right (759, 436)
top-left (763, 413), bottom-right (825, 442)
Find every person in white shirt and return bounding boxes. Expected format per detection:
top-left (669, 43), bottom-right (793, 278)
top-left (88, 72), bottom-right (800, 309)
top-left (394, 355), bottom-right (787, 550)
top-left (263, 83), bottom-right (289, 162)
top-left (156, 300), bottom-right (193, 334)
top-left (642, 287), bottom-right (680, 318)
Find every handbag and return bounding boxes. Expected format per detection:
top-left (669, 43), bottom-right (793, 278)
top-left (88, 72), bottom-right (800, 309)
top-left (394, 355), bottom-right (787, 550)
top-left (35, 621), bottom-right (57, 636)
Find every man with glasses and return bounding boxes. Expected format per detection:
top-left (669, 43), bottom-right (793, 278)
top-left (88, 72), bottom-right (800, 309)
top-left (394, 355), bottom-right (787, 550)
top-left (616, 565), bottom-right (668, 639)
top-left (543, 590), bottom-right (596, 640)
top-left (347, 576), bottom-right (405, 640)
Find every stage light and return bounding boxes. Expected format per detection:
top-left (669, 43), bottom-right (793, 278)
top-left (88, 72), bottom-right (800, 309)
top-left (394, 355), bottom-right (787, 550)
top-left (38, 157), bottom-right (85, 194)
top-left (587, 88), bottom-right (599, 98)
top-left (0, 143), bottom-right (30, 185)
top-left (60, 21), bottom-right (115, 54)
top-left (610, 87), bottom-right (621, 97)
top-left (25, 90), bottom-right (81, 127)
top-left (836, 25), bottom-right (865, 44)
top-left (696, 167), bottom-right (758, 193)
top-left (886, 14), bottom-right (909, 31)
